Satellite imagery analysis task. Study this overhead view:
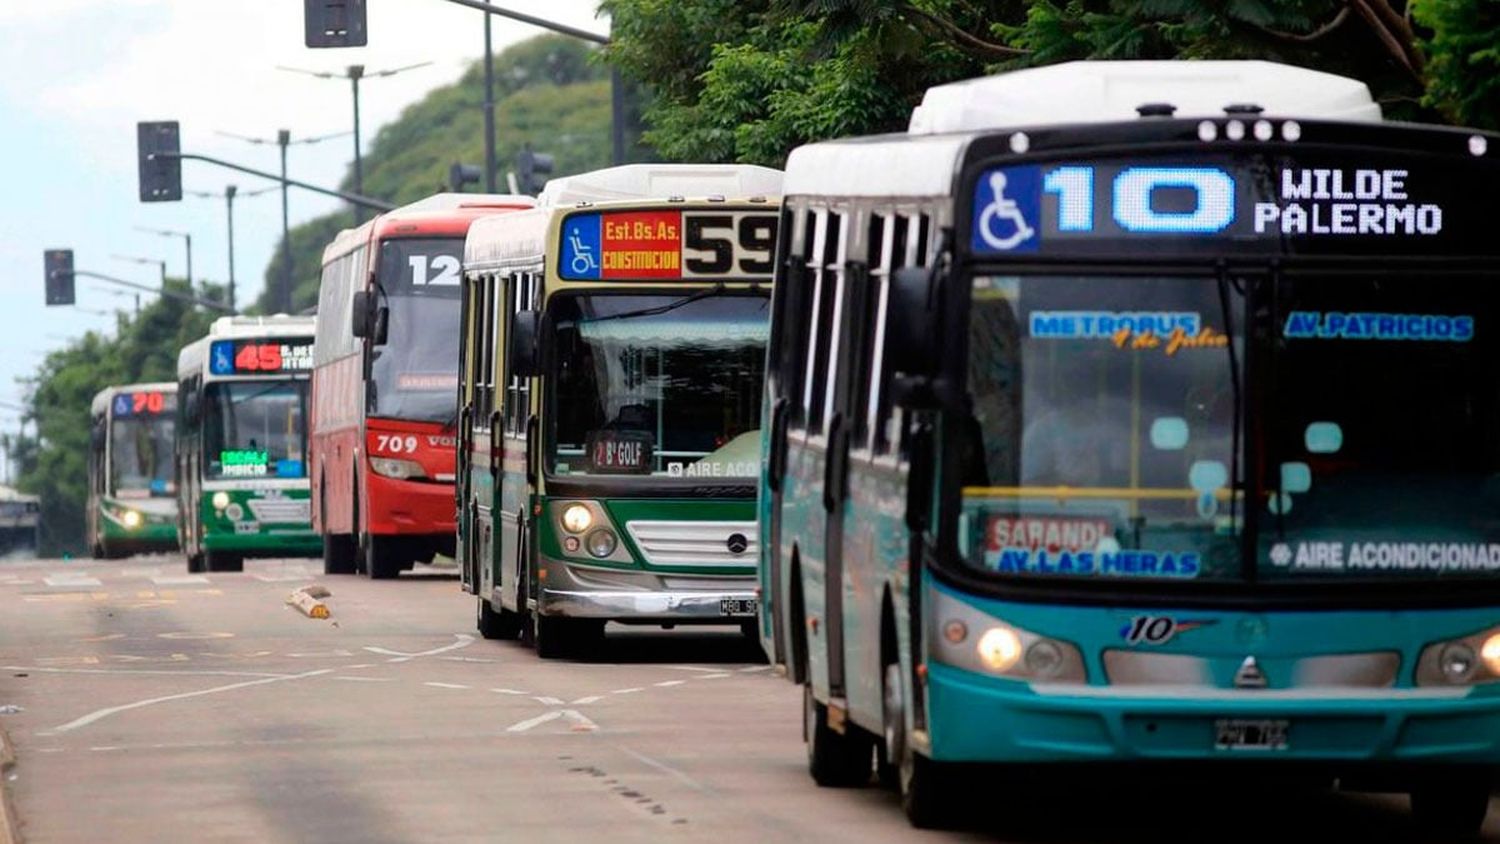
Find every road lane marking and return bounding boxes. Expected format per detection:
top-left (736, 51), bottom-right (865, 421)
top-left (4, 666), bottom-right (289, 679)
top-left (80, 634), bottom-right (127, 643)
top-left (652, 680), bottom-right (686, 687)
top-left (696, 673), bottom-right (731, 679)
top-left (533, 696), bottom-right (564, 706)
top-left (491, 688), bottom-right (528, 695)
top-left (660, 665), bottom-right (721, 673)
top-left (571, 696), bottom-right (603, 705)
top-left (158, 631), bottom-right (233, 640)
top-left (43, 574), bottom-right (101, 588)
top-left (507, 711), bottom-right (563, 732)
top-left (286, 649), bottom-right (354, 658)
top-left (610, 688), bottom-right (643, 695)
top-left (440, 656), bottom-right (494, 663)
top-left (738, 665), bottom-right (772, 672)
top-left (424, 682), bottom-right (470, 690)
top-left (40, 668), bottom-right (335, 735)
top-left (345, 663), bottom-right (375, 669)
top-left (616, 745), bottom-right (712, 794)
top-left (362, 634), bottom-right (475, 663)
top-left (151, 575), bottom-right (210, 586)
top-left (333, 676), bottom-right (393, 682)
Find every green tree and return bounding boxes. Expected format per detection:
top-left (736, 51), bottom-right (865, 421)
top-left (604, 0), bottom-right (1492, 167)
top-left (256, 34), bottom-right (649, 314)
top-left (14, 280), bottom-right (220, 555)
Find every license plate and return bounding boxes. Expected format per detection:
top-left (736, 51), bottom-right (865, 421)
top-left (1214, 718), bottom-right (1289, 751)
top-left (719, 598), bottom-right (757, 616)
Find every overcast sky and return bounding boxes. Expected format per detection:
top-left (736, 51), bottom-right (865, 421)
top-left (0, 0), bottom-right (606, 425)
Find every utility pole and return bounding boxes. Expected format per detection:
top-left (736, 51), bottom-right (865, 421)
top-left (187, 183), bottom-right (276, 314)
top-left (279, 129), bottom-right (292, 313)
top-left (135, 227), bottom-right (193, 290)
top-left (484, 15), bottom-right (497, 191)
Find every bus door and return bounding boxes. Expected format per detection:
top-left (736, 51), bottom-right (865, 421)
top-left (497, 270), bottom-right (535, 614)
top-left (457, 272), bottom-right (479, 594)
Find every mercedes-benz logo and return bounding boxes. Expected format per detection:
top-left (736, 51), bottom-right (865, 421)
top-left (726, 533), bottom-right (749, 555)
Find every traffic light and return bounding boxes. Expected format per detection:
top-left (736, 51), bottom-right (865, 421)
top-left (516, 145), bottom-right (555, 196)
top-left (304, 0), bottom-right (367, 47)
top-left (449, 162), bottom-right (482, 193)
top-left (137, 121), bottom-right (182, 202)
top-left (43, 249), bottom-right (74, 306)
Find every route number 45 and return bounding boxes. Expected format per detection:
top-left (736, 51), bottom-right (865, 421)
top-left (375, 435), bottom-right (418, 454)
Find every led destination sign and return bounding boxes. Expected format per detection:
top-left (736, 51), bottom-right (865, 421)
top-left (968, 152), bottom-right (1488, 258)
top-left (560, 210), bottom-right (778, 281)
top-left (209, 338), bottom-right (314, 376)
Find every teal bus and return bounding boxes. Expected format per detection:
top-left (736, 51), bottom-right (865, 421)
top-left (87, 383), bottom-right (179, 558)
top-left (759, 60), bottom-right (1500, 834)
top-left (176, 315), bottom-right (320, 572)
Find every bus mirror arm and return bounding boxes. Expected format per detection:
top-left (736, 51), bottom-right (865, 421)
top-left (905, 422), bottom-right (936, 531)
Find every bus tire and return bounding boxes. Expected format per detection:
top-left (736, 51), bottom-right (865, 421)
top-left (205, 551), bottom-right (242, 573)
top-left (1410, 778), bottom-right (1490, 838)
top-left (534, 615), bottom-right (597, 659)
top-left (187, 553), bottom-right (205, 574)
top-left (804, 684), bottom-right (873, 788)
top-left (899, 750), bottom-right (950, 829)
top-left (477, 597), bottom-right (522, 640)
top-left (364, 535), bottom-right (403, 580)
top-left (322, 533), bottom-right (357, 575)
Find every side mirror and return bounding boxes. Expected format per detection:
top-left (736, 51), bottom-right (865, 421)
top-left (510, 310), bottom-right (541, 377)
top-left (372, 305), bottom-right (390, 346)
top-left (351, 290), bottom-right (371, 338)
top-left (885, 266), bottom-right (940, 380)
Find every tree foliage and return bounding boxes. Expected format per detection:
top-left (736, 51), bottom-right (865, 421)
top-left (604, 0), bottom-right (1497, 167)
top-left (256, 35), bottom-right (648, 313)
top-left (11, 281), bottom-right (221, 555)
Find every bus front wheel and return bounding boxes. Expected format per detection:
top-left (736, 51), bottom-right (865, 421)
top-left (477, 597), bottom-right (523, 640)
top-left (1410, 778), bottom-right (1490, 838)
top-left (187, 553), bottom-right (205, 574)
top-left (804, 684), bottom-right (873, 788)
top-left (204, 551), bottom-right (242, 573)
top-left (363, 535), bottom-right (403, 580)
top-left (322, 533), bottom-right (357, 575)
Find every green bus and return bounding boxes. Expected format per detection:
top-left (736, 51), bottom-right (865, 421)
top-left (176, 315), bottom-right (320, 572)
top-left (87, 383), bottom-right (179, 558)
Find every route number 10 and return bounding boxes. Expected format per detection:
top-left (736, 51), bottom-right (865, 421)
top-left (1042, 166), bottom-right (1237, 234)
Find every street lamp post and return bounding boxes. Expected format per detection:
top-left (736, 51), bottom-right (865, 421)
top-left (218, 128), bottom-right (351, 313)
top-left (187, 183), bottom-right (275, 314)
top-left (110, 253), bottom-right (166, 317)
top-left (134, 226), bottom-right (193, 290)
top-left (276, 62), bottom-right (432, 221)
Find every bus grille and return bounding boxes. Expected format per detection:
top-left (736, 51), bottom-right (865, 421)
top-left (248, 499), bottom-right (310, 524)
top-left (625, 520), bottom-right (758, 568)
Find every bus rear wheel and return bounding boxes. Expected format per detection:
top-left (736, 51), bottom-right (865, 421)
top-left (204, 551), bottom-right (242, 573)
top-left (1410, 778), bottom-right (1490, 838)
top-left (322, 533), bottom-right (356, 575)
top-left (187, 553), bottom-right (205, 574)
top-left (534, 615), bottom-right (603, 659)
top-left (804, 685), bottom-right (873, 788)
top-left (363, 535), bottom-right (403, 580)
top-left (477, 597), bottom-right (523, 640)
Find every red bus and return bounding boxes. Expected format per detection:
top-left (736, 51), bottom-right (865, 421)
top-left (310, 193), bottom-right (534, 577)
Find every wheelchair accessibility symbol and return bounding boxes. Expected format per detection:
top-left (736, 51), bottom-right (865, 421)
top-left (561, 214), bottom-right (603, 279)
top-left (971, 166), bottom-right (1041, 254)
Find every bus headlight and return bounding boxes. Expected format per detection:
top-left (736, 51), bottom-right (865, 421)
top-left (1418, 625), bottom-right (1500, 686)
top-left (370, 457), bottom-right (425, 480)
top-left (930, 589), bottom-right (1085, 683)
top-left (121, 510), bottom-right (143, 530)
top-left (585, 528), bottom-right (618, 558)
top-left (212, 491), bottom-right (231, 510)
top-left (560, 504), bottom-right (593, 534)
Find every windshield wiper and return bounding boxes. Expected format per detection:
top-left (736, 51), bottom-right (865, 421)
top-left (578, 282), bottom-right (726, 325)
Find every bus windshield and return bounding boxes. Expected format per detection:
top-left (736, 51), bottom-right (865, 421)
top-left (369, 237), bottom-right (463, 423)
top-left (547, 293), bottom-right (769, 480)
top-left (1258, 272), bottom-right (1500, 581)
top-left (110, 413), bottom-right (175, 498)
top-left (960, 274), bottom-right (1245, 583)
top-left (203, 380), bottom-right (309, 480)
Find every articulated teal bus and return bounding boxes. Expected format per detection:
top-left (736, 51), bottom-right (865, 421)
top-left (177, 316), bottom-right (320, 572)
top-left (87, 383), bottom-right (179, 558)
top-left (759, 61), bottom-right (1500, 834)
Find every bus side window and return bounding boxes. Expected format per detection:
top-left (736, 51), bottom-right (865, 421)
top-left (851, 212), bottom-right (893, 450)
top-left (503, 272), bottom-right (522, 436)
top-left (803, 210), bottom-right (844, 435)
top-left (779, 207), bottom-right (816, 430)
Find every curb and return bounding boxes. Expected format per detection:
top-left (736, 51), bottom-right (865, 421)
top-left (0, 722), bottom-right (18, 844)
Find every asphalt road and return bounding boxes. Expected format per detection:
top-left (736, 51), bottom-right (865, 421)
top-left (1, 555), bottom-right (1498, 843)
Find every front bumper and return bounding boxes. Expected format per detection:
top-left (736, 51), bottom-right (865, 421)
top-left (926, 661), bottom-right (1500, 766)
top-left (536, 558), bottom-right (756, 621)
top-left (365, 473), bottom-right (456, 536)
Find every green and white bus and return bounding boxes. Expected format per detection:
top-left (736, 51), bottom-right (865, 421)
top-left (760, 60), bottom-right (1500, 834)
top-left (87, 383), bottom-right (179, 558)
top-left (176, 315), bottom-right (320, 572)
